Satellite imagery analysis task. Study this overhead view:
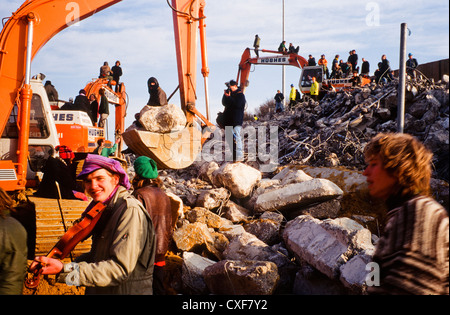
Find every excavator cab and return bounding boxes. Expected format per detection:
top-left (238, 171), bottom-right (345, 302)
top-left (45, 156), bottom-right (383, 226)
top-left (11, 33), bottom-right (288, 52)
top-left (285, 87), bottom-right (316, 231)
top-left (299, 66), bottom-right (324, 94)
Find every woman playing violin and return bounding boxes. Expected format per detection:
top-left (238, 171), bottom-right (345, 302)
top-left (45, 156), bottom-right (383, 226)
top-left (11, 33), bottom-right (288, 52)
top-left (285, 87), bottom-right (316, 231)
top-left (29, 154), bottom-right (156, 294)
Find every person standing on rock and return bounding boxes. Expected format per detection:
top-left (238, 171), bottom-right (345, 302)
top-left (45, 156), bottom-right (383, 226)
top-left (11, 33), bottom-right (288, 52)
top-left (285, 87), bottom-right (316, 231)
top-left (406, 53), bottom-right (419, 79)
top-left (361, 58), bottom-right (370, 77)
top-left (222, 80), bottom-right (246, 162)
top-left (379, 55), bottom-right (394, 82)
top-left (132, 156), bottom-right (174, 295)
top-left (147, 77), bottom-right (168, 106)
top-left (289, 84), bottom-right (297, 109)
top-left (363, 133), bottom-right (449, 295)
top-left (29, 154), bottom-right (156, 294)
top-left (274, 90), bottom-right (284, 113)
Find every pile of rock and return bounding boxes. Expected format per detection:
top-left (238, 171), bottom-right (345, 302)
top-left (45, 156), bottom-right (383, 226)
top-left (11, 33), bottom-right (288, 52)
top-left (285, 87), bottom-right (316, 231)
top-left (266, 76), bottom-right (449, 181)
top-left (138, 161), bottom-right (384, 295)
top-left (123, 75), bottom-right (448, 295)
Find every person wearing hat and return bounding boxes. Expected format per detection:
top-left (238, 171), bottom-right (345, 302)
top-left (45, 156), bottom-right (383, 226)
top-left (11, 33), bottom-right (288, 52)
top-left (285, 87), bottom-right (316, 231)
top-left (30, 154), bottom-right (156, 294)
top-left (222, 80), bottom-right (246, 161)
top-left (132, 156), bottom-right (173, 295)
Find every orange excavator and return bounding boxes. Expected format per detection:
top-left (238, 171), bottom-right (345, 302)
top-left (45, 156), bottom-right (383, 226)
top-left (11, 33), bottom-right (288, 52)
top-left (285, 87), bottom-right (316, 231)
top-left (236, 48), bottom-right (371, 97)
top-left (0, 0), bottom-right (213, 256)
top-left (0, 0), bottom-right (214, 192)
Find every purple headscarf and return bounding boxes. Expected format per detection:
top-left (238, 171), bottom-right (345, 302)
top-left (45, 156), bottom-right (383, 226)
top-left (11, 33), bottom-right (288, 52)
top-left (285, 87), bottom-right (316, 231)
top-left (77, 154), bottom-right (131, 190)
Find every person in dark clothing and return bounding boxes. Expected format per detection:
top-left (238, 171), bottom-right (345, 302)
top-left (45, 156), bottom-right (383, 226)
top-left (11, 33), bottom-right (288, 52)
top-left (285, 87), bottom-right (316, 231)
top-left (307, 55), bottom-right (316, 66)
top-left (60, 97), bottom-right (74, 110)
top-left (379, 55), bottom-right (394, 83)
top-left (44, 80), bottom-right (59, 102)
top-left (222, 80), bottom-right (246, 162)
top-left (253, 34), bottom-right (261, 57)
top-left (132, 156), bottom-right (174, 295)
top-left (89, 94), bottom-right (98, 126)
top-left (350, 71), bottom-right (362, 87)
top-left (361, 58), bottom-right (370, 76)
top-left (274, 90), bottom-right (284, 113)
top-left (147, 77), bottom-right (168, 106)
top-left (347, 50), bottom-right (358, 73)
top-left (330, 55), bottom-right (340, 78)
top-left (406, 53), bottom-right (419, 78)
top-left (73, 89), bottom-right (91, 118)
top-left (98, 88), bottom-right (109, 129)
top-left (111, 60), bottom-right (123, 92)
top-left (35, 148), bottom-right (77, 199)
top-left (288, 43), bottom-right (300, 54)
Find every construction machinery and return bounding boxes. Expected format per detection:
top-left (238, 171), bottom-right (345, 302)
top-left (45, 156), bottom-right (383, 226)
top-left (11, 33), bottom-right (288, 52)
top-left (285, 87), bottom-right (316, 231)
top-left (0, 0), bottom-right (213, 257)
top-left (236, 48), bottom-right (371, 97)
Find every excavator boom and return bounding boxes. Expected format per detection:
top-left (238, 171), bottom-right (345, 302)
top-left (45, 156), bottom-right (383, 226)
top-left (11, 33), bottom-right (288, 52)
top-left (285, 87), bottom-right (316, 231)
top-left (0, 0), bottom-right (122, 190)
top-left (122, 0), bottom-right (215, 170)
top-left (237, 48), bottom-right (308, 92)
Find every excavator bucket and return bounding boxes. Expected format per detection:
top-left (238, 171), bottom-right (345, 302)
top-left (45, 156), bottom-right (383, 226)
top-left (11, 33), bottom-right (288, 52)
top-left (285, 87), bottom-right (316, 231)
top-left (122, 125), bottom-right (203, 170)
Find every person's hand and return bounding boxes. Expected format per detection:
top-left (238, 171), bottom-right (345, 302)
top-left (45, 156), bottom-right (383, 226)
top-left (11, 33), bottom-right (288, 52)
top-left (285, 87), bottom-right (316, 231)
top-left (29, 256), bottom-right (64, 275)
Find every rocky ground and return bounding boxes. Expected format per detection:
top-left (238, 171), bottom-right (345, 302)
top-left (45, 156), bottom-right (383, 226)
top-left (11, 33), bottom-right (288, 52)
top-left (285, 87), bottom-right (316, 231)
top-left (25, 74), bottom-right (449, 295)
top-left (151, 74), bottom-right (449, 295)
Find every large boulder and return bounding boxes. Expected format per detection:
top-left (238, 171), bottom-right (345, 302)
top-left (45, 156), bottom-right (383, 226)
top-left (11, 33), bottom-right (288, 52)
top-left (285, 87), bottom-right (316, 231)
top-left (138, 104), bottom-right (187, 133)
top-left (254, 178), bottom-right (343, 213)
top-left (283, 215), bottom-right (375, 293)
top-left (203, 260), bottom-right (279, 295)
top-left (181, 251), bottom-right (216, 294)
top-left (213, 162), bottom-right (262, 198)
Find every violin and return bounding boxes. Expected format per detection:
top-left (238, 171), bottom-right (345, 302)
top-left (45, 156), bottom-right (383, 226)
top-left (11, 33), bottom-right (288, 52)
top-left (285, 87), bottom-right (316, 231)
top-left (25, 201), bottom-right (106, 289)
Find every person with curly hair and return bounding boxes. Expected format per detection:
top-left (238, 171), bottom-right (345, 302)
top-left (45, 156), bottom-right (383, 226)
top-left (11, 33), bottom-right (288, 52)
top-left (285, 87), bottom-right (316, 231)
top-left (363, 133), bottom-right (449, 295)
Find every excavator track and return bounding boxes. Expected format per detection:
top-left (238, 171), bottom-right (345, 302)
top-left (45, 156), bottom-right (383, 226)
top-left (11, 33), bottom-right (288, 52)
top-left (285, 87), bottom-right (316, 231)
top-left (28, 197), bottom-right (91, 258)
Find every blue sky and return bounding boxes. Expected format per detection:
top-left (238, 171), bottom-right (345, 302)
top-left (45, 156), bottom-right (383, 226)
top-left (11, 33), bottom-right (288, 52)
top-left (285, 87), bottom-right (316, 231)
top-left (1, 0), bottom-right (449, 142)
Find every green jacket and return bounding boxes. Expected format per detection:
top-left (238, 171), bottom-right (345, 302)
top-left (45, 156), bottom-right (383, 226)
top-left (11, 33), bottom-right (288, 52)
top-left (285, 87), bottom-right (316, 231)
top-left (0, 215), bottom-right (27, 295)
top-left (98, 95), bottom-right (109, 115)
top-left (59, 187), bottom-right (156, 294)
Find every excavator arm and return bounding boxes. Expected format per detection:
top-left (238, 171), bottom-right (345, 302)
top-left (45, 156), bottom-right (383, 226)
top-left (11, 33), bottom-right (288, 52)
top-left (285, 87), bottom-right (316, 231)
top-left (0, 0), bottom-right (122, 190)
top-left (236, 47), bottom-right (308, 92)
top-left (122, 0), bottom-right (214, 170)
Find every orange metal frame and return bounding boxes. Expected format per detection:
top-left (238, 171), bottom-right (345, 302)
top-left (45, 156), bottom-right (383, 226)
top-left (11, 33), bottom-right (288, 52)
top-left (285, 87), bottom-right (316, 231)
top-left (236, 48), bottom-right (309, 92)
top-left (0, 0), bottom-right (213, 190)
